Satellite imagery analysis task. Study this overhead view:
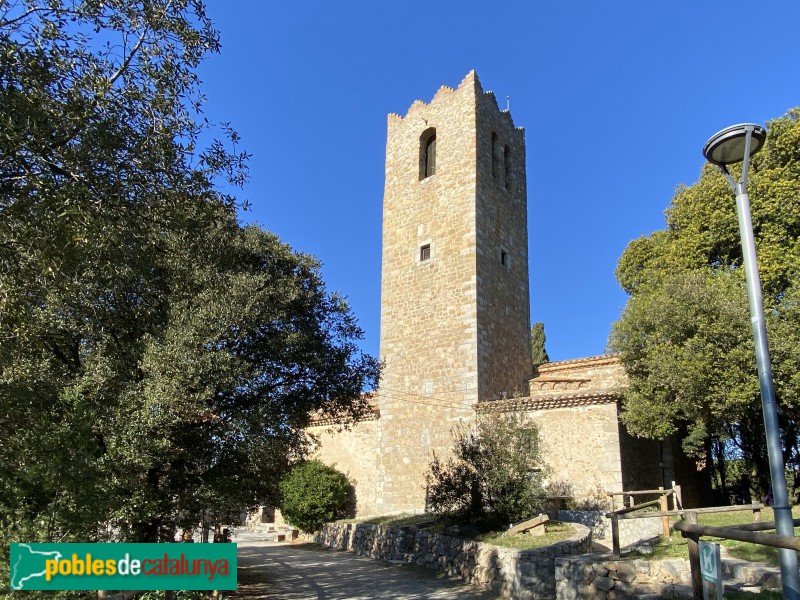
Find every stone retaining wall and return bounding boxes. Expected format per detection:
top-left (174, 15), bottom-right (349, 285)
top-left (558, 510), bottom-right (663, 547)
top-left (555, 554), bottom-right (781, 598)
top-left (556, 554), bottom-right (691, 598)
top-left (311, 522), bottom-right (591, 599)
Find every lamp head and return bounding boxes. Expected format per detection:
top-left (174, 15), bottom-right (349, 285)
top-left (703, 123), bottom-right (767, 166)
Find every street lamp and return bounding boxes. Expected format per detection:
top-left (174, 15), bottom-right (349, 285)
top-left (703, 123), bottom-right (799, 599)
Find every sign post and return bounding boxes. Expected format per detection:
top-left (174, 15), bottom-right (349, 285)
top-left (699, 540), bottom-right (723, 600)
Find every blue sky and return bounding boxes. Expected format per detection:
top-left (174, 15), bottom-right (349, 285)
top-left (197, 1), bottom-right (800, 362)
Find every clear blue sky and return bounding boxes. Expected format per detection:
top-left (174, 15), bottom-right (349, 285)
top-left (197, 1), bottom-right (800, 362)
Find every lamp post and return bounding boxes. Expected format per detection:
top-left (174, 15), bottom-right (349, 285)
top-left (703, 123), bottom-right (800, 599)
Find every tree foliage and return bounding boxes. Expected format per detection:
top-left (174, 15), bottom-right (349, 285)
top-left (279, 461), bottom-right (351, 533)
top-left (0, 0), bottom-right (379, 549)
top-left (531, 322), bottom-right (549, 366)
top-left (425, 414), bottom-right (547, 527)
top-left (609, 109), bottom-right (800, 495)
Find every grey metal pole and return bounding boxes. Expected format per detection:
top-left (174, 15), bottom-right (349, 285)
top-left (722, 127), bottom-right (800, 598)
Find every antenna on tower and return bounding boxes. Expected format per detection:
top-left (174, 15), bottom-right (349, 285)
top-left (506, 96), bottom-right (510, 111)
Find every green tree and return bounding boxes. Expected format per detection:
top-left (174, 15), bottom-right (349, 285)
top-left (0, 0), bottom-right (378, 554)
top-left (609, 109), bottom-right (800, 496)
top-left (425, 414), bottom-right (547, 527)
top-left (279, 461), bottom-right (351, 532)
top-left (531, 322), bottom-right (550, 366)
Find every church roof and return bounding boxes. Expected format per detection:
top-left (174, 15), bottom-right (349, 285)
top-left (474, 391), bottom-right (619, 414)
top-left (535, 354), bottom-right (620, 371)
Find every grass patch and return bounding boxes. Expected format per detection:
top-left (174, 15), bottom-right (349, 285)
top-left (342, 512), bottom-right (575, 550)
top-left (632, 506), bottom-right (800, 565)
top-left (339, 512), bottom-right (436, 527)
top-left (473, 522), bottom-right (574, 550)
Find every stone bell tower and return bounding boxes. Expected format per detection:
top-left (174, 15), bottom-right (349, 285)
top-left (375, 71), bottom-right (532, 513)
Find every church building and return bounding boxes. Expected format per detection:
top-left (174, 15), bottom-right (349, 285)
top-left (308, 72), bottom-right (674, 516)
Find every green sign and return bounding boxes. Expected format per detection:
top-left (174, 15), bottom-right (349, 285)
top-left (9, 543), bottom-right (237, 591)
top-left (699, 540), bottom-right (720, 581)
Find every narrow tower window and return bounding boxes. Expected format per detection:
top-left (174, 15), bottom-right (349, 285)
top-left (420, 128), bottom-right (436, 179)
top-left (420, 243), bottom-right (431, 262)
top-left (500, 246), bottom-right (510, 270)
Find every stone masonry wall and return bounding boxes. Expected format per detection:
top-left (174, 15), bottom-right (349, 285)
top-left (555, 555), bottom-right (692, 599)
top-left (527, 402), bottom-right (624, 498)
top-left (529, 356), bottom-right (626, 396)
top-left (311, 522), bottom-right (591, 599)
top-left (307, 419), bottom-right (380, 516)
top-left (474, 82), bottom-right (531, 402)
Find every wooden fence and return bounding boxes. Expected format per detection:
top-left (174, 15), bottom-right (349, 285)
top-left (605, 485), bottom-right (764, 559)
top-left (674, 510), bottom-right (800, 599)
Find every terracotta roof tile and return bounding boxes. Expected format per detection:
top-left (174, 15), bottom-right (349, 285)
top-left (474, 392), bottom-right (620, 413)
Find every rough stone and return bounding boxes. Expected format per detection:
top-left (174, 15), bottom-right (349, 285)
top-left (659, 558), bottom-right (687, 581)
top-left (615, 561), bottom-right (637, 583)
top-left (593, 576), bottom-right (615, 591)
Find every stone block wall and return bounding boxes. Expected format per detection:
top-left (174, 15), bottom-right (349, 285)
top-left (556, 553), bottom-right (782, 598)
top-left (530, 356), bottom-right (626, 396)
top-left (558, 510), bottom-right (663, 547)
top-left (306, 418), bottom-right (380, 516)
top-left (474, 82), bottom-right (531, 403)
top-left (555, 555), bottom-right (692, 599)
top-left (478, 397), bottom-right (626, 500)
top-left (311, 522), bottom-right (591, 599)
top-left (534, 402), bottom-right (624, 498)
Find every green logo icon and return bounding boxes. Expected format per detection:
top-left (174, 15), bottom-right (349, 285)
top-left (699, 540), bottom-right (719, 580)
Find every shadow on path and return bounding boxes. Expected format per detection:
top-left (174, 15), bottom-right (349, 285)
top-left (231, 541), bottom-right (496, 600)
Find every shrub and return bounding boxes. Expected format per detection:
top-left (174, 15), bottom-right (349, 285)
top-left (279, 461), bottom-right (351, 532)
top-left (425, 414), bottom-right (547, 527)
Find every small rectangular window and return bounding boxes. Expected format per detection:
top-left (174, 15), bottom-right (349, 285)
top-left (420, 244), bottom-right (431, 262)
top-left (500, 250), bottom-right (508, 266)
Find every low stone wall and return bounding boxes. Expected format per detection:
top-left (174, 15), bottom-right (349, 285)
top-left (312, 522), bottom-right (591, 599)
top-left (556, 553), bottom-right (783, 598)
top-left (558, 510), bottom-right (663, 547)
top-left (556, 555), bottom-right (691, 599)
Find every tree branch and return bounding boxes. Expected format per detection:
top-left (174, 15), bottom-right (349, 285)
top-left (0, 5), bottom-right (56, 29)
top-left (106, 28), bottom-right (148, 91)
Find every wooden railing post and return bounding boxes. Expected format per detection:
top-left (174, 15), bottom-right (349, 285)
top-left (659, 486), bottom-right (670, 537)
top-left (673, 482), bottom-right (683, 510)
top-left (684, 511), bottom-right (702, 600)
top-left (611, 512), bottom-right (620, 560)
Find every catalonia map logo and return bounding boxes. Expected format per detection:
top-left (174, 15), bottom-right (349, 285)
top-left (10, 543), bottom-right (237, 590)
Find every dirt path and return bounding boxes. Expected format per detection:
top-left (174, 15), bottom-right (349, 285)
top-left (231, 539), bottom-right (497, 600)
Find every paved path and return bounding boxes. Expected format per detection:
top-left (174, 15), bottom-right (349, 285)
top-left (230, 537), bottom-right (496, 600)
